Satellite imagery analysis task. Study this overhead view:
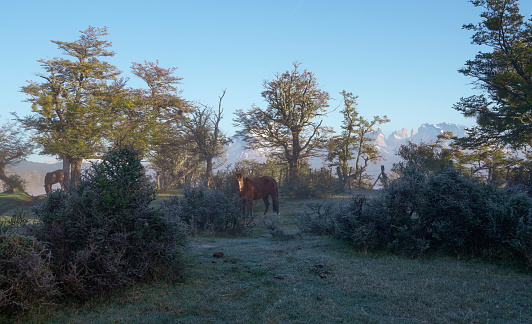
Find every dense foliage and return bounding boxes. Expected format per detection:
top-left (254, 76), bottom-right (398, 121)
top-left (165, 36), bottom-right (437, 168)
top-left (18, 27), bottom-right (187, 184)
top-left (454, 0), bottom-right (532, 148)
top-left (31, 145), bottom-right (188, 299)
top-left (298, 168), bottom-right (532, 268)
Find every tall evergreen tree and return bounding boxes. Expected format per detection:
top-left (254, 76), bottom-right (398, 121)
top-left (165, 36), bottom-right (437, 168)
top-left (454, 0), bottom-right (532, 148)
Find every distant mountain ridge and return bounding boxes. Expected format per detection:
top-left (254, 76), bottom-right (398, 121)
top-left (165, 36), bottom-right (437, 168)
top-left (8, 161), bottom-right (63, 175)
top-left (376, 122), bottom-right (467, 157)
top-left (8, 122), bottom-right (467, 195)
top-left (371, 123), bottom-right (467, 176)
top-left (6, 161), bottom-right (62, 196)
top-left (222, 122), bottom-right (467, 173)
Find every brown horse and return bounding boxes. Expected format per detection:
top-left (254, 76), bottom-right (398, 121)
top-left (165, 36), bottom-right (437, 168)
top-left (44, 169), bottom-right (66, 195)
top-left (235, 172), bottom-right (279, 218)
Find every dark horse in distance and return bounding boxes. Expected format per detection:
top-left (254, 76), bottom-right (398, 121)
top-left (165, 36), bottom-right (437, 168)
top-left (235, 172), bottom-right (279, 219)
top-left (44, 169), bottom-right (66, 195)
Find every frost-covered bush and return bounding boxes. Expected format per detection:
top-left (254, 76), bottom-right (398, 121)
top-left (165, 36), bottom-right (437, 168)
top-left (0, 231), bottom-right (56, 318)
top-left (32, 145), bottom-right (188, 299)
top-left (163, 188), bottom-right (253, 235)
top-left (299, 168), bottom-right (532, 267)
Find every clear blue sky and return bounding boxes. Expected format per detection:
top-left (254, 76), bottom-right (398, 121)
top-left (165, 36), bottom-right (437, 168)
top-left (2, 0), bottom-right (531, 163)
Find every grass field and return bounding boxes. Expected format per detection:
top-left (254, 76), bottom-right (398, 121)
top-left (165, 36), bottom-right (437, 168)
top-left (36, 236), bottom-right (531, 323)
top-left (0, 191), bottom-right (43, 220)
top-left (2, 191), bottom-right (531, 323)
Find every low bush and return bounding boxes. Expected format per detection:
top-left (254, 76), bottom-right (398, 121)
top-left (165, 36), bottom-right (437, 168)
top-left (295, 199), bottom-right (337, 235)
top-left (163, 188), bottom-right (253, 235)
top-left (0, 231), bottom-right (56, 318)
top-left (298, 168), bottom-right (532, 267)
top-left (31, 145), bottom-right (188, 300)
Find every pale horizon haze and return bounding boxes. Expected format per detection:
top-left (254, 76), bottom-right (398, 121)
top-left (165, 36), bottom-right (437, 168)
top-left (2, 0), bottom-right (532, 164)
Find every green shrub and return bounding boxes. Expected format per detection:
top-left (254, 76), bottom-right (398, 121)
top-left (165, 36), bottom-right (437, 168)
top-left (164, 188), bottom-right (253, 235)
top-left (0, 232), bottom-right (56, 318)
top-left (32, 145), bottom-right (188, 299)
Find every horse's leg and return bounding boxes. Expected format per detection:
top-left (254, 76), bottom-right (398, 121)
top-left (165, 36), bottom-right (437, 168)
top-left (263, 195), bottom-right (270, 216)
top-left (249, 198), bottom-right (254, 219)
top-left (242, 199), bottom-right (247, 218)
top-left (272, 188), bottom-right (280, 219)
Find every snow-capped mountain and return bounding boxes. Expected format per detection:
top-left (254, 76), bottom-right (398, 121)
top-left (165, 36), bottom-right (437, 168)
top-left (378, 123), bottom-right (466, 151)
top-left (222, 135), bottom-right (268, 166)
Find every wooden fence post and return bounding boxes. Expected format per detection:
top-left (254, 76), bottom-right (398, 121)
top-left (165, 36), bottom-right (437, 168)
top-left (348, 167), bottom-right (352, 192)
top-left (337, 166), bottom-right (342, 191)
top-left (381, 165), bottom-right (388, 187)
top-left (371, 165), bottom-right (388, 189)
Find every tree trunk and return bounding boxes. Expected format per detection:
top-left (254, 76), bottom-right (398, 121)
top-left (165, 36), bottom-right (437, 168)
top-left (70, 158), bottom-right (82, 186)
top-left (290, 131), bottom-right (301, 183)
top-left (206, 157), bottom-right (213, 188)
top-left (62, 158), bottom-right (71, 183)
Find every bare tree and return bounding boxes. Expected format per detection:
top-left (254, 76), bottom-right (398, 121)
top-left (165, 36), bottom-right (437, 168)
top-left (183, 89), bottom-right (229, 188)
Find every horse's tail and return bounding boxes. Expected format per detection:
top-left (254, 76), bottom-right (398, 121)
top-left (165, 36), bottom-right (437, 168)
top-left (273, 179), bottom-right (280, 215)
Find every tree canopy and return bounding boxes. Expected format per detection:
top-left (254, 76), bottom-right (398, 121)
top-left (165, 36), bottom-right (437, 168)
top-left (18, 26), bottom-right (121, 183)
top-left (454, 0), bottom-right (532, 149)
top-left (234, 62), bottom-right (332, 182)
top-left (17, 27), bottom-right (187, 186)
